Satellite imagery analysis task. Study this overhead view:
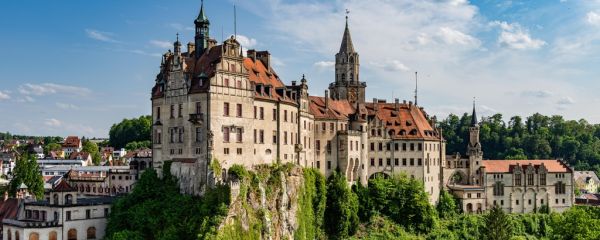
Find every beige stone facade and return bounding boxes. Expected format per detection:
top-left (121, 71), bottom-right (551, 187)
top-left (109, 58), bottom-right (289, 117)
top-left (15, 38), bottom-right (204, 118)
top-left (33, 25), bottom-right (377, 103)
top-left (151, 2), bottom-right (575, 211)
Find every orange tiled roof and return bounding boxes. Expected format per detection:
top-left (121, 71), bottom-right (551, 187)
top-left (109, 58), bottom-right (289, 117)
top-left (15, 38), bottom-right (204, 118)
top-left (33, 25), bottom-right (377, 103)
top-left (482, 160), bottom-right (571, 173)
top-left (63, 136), bottom-right (80, 148)
top-left (0, 198), bottom-right (21, 222)
top-left (53, 180), bottom-right (76, 192)
top-left (308, 96), bottom-right (355, 120)
top-left (366, 102), bottom-right (439, 140)
top-left (69, 151), bottom-right (90, 160)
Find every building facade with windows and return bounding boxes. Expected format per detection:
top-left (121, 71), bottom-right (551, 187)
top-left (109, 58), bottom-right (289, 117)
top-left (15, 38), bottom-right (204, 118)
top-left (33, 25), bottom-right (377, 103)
top-left (151, 2), bottom-right (574, 210)
top-left (2, 180), bottom-right (113, 240)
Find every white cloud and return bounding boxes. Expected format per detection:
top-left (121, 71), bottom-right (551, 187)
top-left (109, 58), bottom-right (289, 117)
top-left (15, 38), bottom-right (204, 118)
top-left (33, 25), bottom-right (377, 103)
top-left (521, 90), bottom-right (554, 98)
top-left (44, 118), bottom-right (62, 127)
top-left (557, 96), bottom-right (575, 105)
top-left (19, 83), bottom-right (91, 96)
top-left (437, 27), bottom-right (480, 47)
top-left (371, 60), bottom-right (410, 72)
top-left (85, 29), bottom-right (119, 43)
top-left (56, 102), bottom-right (79, 110)
top-left (0, 91), bottom-right (10, 100)
top-left (236, 35), bottom-right (258, 49)
top-left (314, 61), bottom-right (335, 69)
top-left (587, 11), bottom-right (600, 26)
top-left (150, 40), bottom-right (173, 49)
top-left (491, 21), bottom-right (546, 50)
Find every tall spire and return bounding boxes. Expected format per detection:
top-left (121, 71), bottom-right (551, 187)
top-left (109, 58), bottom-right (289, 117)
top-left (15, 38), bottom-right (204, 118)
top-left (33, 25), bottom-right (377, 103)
top-left (339, 9), bottom-right (355, 53)
top-left (471, 98), bottom-right (478, 127)
top-left (196, 0), bottom-right (209, 24)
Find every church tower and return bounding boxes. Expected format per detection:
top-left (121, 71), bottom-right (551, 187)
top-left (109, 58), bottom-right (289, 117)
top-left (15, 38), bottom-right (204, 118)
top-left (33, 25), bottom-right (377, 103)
top-left (467, 101), bottom-right (483, 184)
top-left (194, 0), bottom-right (210, 58)
top-left (329, 14), bottom-right (366, 104)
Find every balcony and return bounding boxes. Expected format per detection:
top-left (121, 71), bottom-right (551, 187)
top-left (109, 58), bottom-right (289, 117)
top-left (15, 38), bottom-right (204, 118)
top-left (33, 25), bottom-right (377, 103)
top-left (189, 113), bottom-right (204, 125)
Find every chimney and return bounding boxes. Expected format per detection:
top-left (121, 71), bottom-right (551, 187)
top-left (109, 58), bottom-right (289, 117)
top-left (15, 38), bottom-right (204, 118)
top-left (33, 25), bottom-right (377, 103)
top-left (409, 101), bottom-right (413, 108)
top-left (325, 90), bottom-right (329, 110)
top-left (247, 49), bottom-right (257, 61)
top-left (187, 42), bottom-right (196, 55)
top-left (394, 98), bottom-right (399, 111)
top-left (256, 51), bottom-right (271, 70)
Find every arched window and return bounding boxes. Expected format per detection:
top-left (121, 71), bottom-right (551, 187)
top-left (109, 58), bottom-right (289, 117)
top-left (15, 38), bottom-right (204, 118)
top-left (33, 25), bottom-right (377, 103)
top-left (49, 231), bottom-right (58, 240)
top-left (53, 194), bottom-right (59, 205)
top-left (67, 229), bottom-right (77, 240)
top-left (28, 232), bottom-right (39, 240)
top-left (86, 227), bottom-right (96, 239)
top-left (349, 56), bottom-right (354, 63)
top-left (7, 229), bottom-right (11, 240)
top-left (65, 194), bottom-right (73, 205)
top-left (341, 73), bottom-right (346, 82)
top-left (15, 231), bottom-right (20, 240)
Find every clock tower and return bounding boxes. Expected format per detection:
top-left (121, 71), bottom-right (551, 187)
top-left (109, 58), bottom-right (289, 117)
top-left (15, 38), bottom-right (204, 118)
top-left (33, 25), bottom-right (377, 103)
top-left (329, 14), bottom-right (366, 104)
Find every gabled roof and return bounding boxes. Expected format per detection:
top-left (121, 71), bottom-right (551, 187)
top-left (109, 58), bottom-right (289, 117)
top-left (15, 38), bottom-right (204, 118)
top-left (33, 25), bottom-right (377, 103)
top-left (308, 96), bottom-right (355, 120)
top-left (0, 198), bottom-right (21, 222)
top-left (69, 151), bottom-right (90, 160)
top-left (366, 102), bottom-right (440, 140)
top-left (575, 171), bottom-right (600, 184)
top-left (63, 136), bottom-right (81, 148)
top-left (53, 180), bottom-right (76, 192)
top-left (482, 160), bottom-right (570, 173)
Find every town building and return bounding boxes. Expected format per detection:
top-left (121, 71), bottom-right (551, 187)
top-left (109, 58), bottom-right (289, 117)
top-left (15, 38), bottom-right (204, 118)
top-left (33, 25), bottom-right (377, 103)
top-left (40, 166), bottom-right (139, 196)
top-left (61, 136), bottom-right (82, 158)
top-left (574, 171), bottom-right (600, 194)
top-left (2, 180), bottom-right (114, 240)
top-left (150, 2), bottom-right (575, 212)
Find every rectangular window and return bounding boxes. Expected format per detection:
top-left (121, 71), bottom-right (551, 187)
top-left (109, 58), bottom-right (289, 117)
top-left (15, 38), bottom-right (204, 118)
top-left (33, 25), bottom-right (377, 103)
top-left (237, 148), bottom-right (242, 155)
top-left (66, 211), bottom-right (71, 221)
top-left (284, 110), bottom-right (288, 122)
top-left (322, 123), bottom-right (326, 132)
top-left (224, 78), bottom-right (229, 86)
top-left (273, 131), bottom-right (277, 144)
top-left (403, 158), bottom-right (407, 166)
top-left (316, 140), bottom-right (321, 151)
top-left (327, 141), bottom-right (332, 153)
top-left (394, 143), bottom-right (399, 151)
top-left (540, 173), bottom-right (546, 185)
top-left (260, 107), bottom-right (264, 120)
top-left (418, 158), bottom-right (422, 166)
top-left (254, 106), bottom-right (257, 119)
top-left (237, 104), bottom-right (242, 117)
top-left (224, 148), bottom-right (230, 155)
top-left (386, 158), bottom-right (391, 166)
top-left (157, 107), bottom-right (161, 120)
top-left (259, 130), bottom-right (264, 144)
top-left (410, 158), bottom-right (414, 166)
top-left (284, 131), bottom-right (288, 145)
top-left (394, 158), bottom-right (399, 166)
top-left (379, 158), bottom-right (383, 166)
top-left (371, 158), bottom-right (375, 166)
top-left (236, 129), bottom-right (242, 142)
top-left (170, 105), bottom-right (175, 118)
top-left (410, 143), bottom-right (415, 151)
top-left (224, 103), bottom-right (230, 116)
top-left (178, 104), bottom-right (183, 117)
top-left (402, 143), bottom-right (407, 151)
top-left (237, 80), bottom-right (242, 88)
top-left (515, 173), bottom-right (522, 186)
top-left (330, 123), bottom-right (334, 132)
top-left (370, 143), bottom-right (375, 151)
top-left (224, 128), bottom-right (230, 142)
top-left (378, 143), bottom-right (383, 151)
top-left (254, 129), bottom-right (257, 143)
top-left (528, 173), bottom-right (534, 186)
top-left (104, 208), bottom-right (109, 217)
top-left (196, 127), bottom-right (202, 142)
top-left (386, 143), bottom-right (391, 151)
top-left (86, 209), bottom-right (91, 219)
top-left (418, 143), bottom-right (422, 151)
top-left (327, 161), bottom-right (332, 170)
top-left (196, 102), bottom-right (201, 114)
top-left (178, 127), bottom-right (184, 143)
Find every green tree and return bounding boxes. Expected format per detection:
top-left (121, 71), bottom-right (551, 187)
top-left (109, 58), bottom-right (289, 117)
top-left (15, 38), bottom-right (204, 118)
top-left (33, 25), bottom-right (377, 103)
top-left (82, 140), bottom-right (102, 165)
top-left (8, 154), bottom-right (44, 199)
top-left (124, 141), bottom-right (151, 151)
top-left (437, 189), bottom-right (457, 219)
top-left (109, 115), bottom-right (151, 149)
top-left (44, 142), bottom-right (62, 155)
top-left (324, 171), bottom-right (359, 239)
top-left (484, 204), bottom-right (512, 240)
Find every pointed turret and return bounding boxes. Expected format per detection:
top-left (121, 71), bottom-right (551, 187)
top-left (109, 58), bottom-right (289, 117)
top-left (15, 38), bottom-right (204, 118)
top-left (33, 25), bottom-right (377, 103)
top-left (339, 17), bottom-right (355, 54)
top-left (194, 0), bottom-right (210, 59)
top-left (471, 100), bottom-right (478, 126)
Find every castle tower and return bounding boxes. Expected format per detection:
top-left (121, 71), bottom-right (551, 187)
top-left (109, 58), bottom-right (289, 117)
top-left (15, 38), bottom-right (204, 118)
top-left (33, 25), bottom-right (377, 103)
top-left (329, 14), bottom-right (365, 104)
top-left (467, 100), bottom-right (483, 184)
top-left (194, 0), bottom-right (210, 58)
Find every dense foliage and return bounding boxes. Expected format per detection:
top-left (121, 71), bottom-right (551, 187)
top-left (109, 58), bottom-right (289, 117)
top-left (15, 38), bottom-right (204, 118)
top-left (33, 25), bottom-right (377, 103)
top-left (108, 115), bottom-right (151, 149)
top-left (436, 189), bottom-right (458, 219)
top-left (324, 171), bottom-right (360, 239)
top-left (0, 132), bottom-right (62, 144)
top-left (105, 163), bottom-right (230, 240)
top-left (485, 205), bottom-right (512, 240)
top-left (295, 168), bottom-right (327, 240)
top-left (8, 153), bottom-right (44, 199)
top-left (356, 174), bottom-right (438, 234)
top-left (439, 112), bottom-right (600, 172)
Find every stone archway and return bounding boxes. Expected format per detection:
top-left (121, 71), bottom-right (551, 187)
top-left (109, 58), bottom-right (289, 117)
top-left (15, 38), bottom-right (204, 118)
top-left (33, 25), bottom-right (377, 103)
top-left (448, 170), bottom-right (467, 185)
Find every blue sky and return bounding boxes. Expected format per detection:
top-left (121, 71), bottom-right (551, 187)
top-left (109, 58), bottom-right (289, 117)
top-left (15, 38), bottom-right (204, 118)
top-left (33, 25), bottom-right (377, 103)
top-left (1, 0), bottom-right (599, 137)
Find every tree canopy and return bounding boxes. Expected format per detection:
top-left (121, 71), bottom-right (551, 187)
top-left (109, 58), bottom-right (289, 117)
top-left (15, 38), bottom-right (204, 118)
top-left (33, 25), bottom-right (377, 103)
top-left (108, 115), bottom-right (151, 149)
top-left (8, 154), bottom-right (44, 199)
top-left (324, 171), bottom-right (360, 239)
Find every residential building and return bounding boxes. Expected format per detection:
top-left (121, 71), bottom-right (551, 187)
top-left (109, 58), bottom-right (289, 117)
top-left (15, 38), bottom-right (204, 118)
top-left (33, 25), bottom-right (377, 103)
top-left (61, 136), bottom-right (82, 158)
top-left (575, 171), bottom-right (600, 194)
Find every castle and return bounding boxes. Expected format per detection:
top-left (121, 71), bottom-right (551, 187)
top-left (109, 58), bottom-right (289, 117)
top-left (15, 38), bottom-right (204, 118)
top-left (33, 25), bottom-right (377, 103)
top-left (151, 2), bottom-right (574, 213)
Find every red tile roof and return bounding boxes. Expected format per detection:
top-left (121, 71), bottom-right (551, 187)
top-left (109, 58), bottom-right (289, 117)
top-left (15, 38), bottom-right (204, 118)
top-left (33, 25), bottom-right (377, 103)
top-left (69, 151), bottom-right (90, 160)
top-left (366, 103), bottom-right (439, 140)
top-left (308, 96), bottom-right (355, 120)
top-left (0, 198), bottom-right (21, 222)
top-left (53, 180), bottom-right (76, 192)
top-left (62, 136), bottom-right (81, 148)
top-left (482, 160), bottom-right (570, 173)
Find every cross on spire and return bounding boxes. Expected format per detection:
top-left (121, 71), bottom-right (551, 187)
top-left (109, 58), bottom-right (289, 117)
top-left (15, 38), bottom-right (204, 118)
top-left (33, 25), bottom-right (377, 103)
top-left (345, 9), bottom-right (350, 26)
